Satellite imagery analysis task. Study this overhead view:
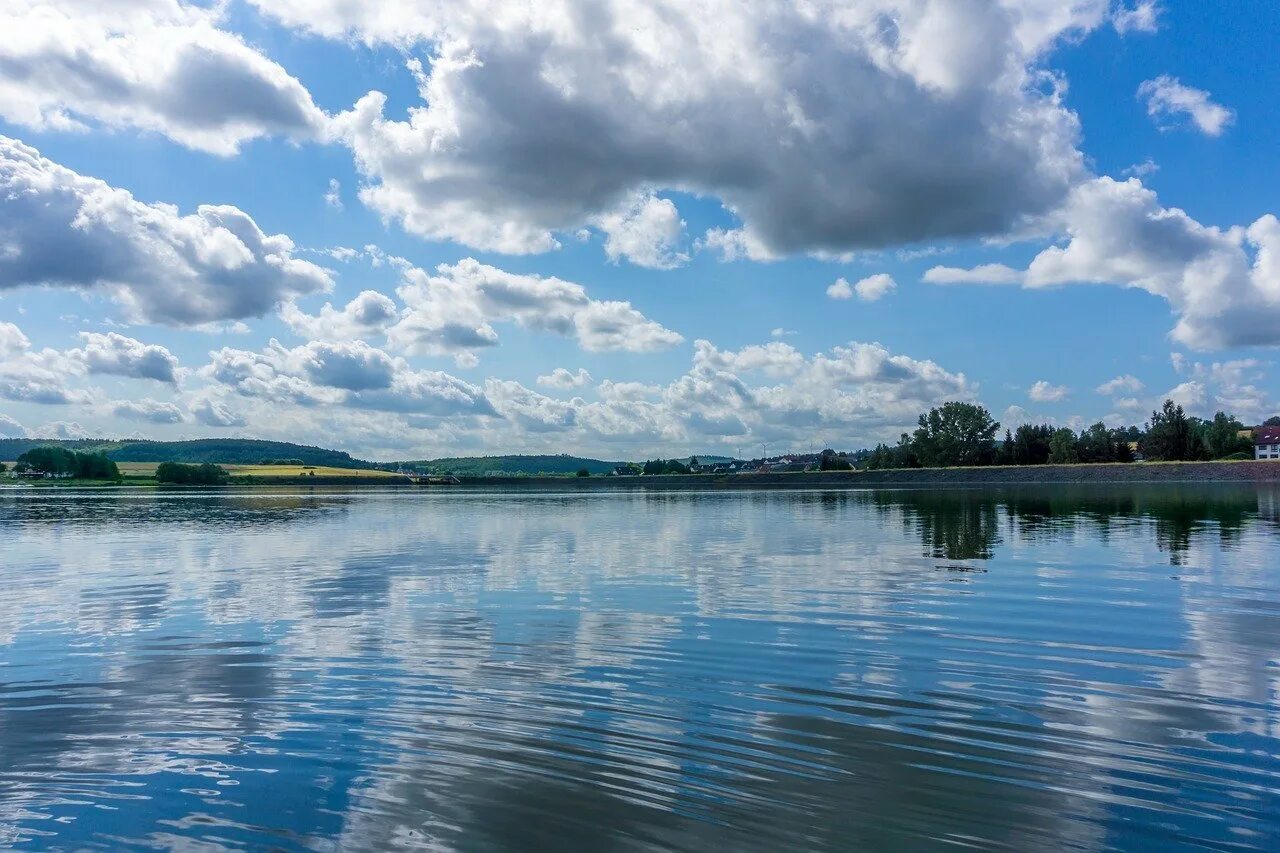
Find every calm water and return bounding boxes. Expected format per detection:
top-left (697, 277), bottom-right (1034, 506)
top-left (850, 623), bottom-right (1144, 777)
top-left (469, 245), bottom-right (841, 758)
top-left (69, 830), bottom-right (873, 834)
top-left (2, 485), bottom-right (1279, 851)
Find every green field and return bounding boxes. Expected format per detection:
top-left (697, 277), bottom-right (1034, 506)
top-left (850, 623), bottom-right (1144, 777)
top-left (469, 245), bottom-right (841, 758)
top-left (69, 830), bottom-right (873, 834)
top-left (112, 462), bottom-right (403, 479)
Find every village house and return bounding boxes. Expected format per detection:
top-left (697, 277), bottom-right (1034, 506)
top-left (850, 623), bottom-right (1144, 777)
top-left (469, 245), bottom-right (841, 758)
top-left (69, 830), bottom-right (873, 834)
top-left (1254, 426), bottom-right (1280, 460)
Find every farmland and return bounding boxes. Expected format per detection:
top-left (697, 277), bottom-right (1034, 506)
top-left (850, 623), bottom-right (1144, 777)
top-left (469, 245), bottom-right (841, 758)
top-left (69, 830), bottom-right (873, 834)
top-left (111, 462), bottom-right (404, 480)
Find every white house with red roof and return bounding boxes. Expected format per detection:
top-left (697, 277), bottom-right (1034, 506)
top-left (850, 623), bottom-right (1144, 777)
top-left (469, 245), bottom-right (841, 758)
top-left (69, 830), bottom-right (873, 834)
top-left (1254, 426), bottom-right (1280, 459)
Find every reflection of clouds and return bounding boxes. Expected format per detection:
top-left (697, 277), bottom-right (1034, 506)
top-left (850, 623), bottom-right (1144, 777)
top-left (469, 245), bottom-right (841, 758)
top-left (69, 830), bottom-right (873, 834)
top-left (0, 486), bottom-right (1278, 847)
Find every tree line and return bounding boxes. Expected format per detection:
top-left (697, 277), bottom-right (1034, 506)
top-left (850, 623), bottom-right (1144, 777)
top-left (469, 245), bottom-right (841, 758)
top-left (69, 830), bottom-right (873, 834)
top-left (13, 447), bottom-right (120, 479)
top-left (865, 400), bottom-right (1261, 470)
top-left (155, 462), bottom-right (229, 485)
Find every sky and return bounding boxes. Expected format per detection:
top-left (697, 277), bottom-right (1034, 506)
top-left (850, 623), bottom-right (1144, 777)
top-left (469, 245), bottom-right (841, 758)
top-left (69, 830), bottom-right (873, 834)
top-left (0, 0), bottom-right (1277, 460)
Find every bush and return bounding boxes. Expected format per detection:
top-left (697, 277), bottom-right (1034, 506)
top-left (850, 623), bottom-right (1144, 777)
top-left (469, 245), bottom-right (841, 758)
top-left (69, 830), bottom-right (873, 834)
top-left (576, 467), bottom-right (590, 477)
top-left (156, 461), bottom-right (229, 485)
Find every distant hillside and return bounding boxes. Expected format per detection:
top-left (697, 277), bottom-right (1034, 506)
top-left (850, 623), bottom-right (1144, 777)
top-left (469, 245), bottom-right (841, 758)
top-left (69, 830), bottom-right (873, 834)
top-left (399, 454), bottom-right (620, 476)
top-left (0, 438), bottom-right (374, 469)
top-left (0, 438), bottom-right (133, 459)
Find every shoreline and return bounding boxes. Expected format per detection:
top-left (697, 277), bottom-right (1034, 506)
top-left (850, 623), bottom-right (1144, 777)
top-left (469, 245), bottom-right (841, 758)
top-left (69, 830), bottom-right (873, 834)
top-left (8, 460), bottom-right (1280, 491)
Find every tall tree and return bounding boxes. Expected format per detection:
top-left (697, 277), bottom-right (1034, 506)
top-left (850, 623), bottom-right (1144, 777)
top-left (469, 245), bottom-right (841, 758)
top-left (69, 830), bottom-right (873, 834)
top-left (1202, 412), bottom-right (1252, 459)
top-left (912, 402), bottom-right (1000, 468)
top-left (1048, 428), bottom-right (1079, 464)
top-left (1141, 400), bottom-right (1206, 461)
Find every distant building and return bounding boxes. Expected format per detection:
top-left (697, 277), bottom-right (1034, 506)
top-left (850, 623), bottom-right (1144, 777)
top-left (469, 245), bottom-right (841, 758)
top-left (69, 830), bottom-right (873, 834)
top-left (1254, 426), bottom-right (1280, 459)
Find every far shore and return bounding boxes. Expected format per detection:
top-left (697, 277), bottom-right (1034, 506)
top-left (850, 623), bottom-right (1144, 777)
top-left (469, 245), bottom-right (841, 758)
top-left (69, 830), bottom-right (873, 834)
top-left (8, 459), bottom-right (1280, 490)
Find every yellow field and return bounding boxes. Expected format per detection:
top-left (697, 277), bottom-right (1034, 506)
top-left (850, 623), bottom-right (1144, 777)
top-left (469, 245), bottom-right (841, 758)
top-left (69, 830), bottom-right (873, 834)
top-left (113, 462), bottom-right (402, 479)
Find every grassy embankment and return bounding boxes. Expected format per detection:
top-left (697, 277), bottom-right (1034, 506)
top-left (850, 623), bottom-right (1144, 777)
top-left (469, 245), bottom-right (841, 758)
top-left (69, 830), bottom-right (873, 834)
top-left (2, 462), bottom-right (408, 487)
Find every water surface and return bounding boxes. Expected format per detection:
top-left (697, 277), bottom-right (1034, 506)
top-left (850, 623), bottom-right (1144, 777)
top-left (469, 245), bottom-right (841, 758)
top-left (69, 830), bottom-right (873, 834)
top-left (2, 485), bottom-right (1279, 850)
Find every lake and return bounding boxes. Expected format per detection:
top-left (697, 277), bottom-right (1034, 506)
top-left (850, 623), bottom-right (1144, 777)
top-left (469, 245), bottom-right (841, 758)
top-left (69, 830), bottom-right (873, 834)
top-left (2, 485), bottom-right (1279, 850)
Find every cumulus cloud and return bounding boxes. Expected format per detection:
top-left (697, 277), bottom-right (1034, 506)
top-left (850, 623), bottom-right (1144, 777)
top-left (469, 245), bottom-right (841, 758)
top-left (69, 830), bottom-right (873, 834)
top-left (594, 192), bottom-right (688, 269)
top-left (1096, 374), bottom-right (1145, 396)
top-left (0, 137), bottom-right (333, 324)
top-left (67, 332), bottom-right (180, 384)
top-left (190, 397), bottom-right (246, 428)
top-left (826, 278), bottom-right (854, 300)
top-left (280, 290), bottom-right (399, 342)
top-left (923, 263), bottom-right (1024, 285)
top-left (112, 397), bottom-right (185, 424)
top-left (698, 228), bottom-right (779, 263)
top-left (0, 412), bottom-right (27, 438)
top-left (924, 176), bottom-right (1280, 349)
top-left (203, 339), bottom-right (497, 417)
top-left (0, 321), bottom-right (93, 405)
top-left (183, 330), bottom-right (975, 456)
top-left (386, 258), bottom-right (681, 361)
top-left (853, 273), bottom-right (897, 302)
top-left (280, 0), bottom-right (1096, 258)
top-left (537, 368), bottom-right (593, 390)
top-left (1028, 380), bottom-right (1069, 402)
top-left (35, 420), bottom-right (93, 439)
top-left (1138, 76), bottom-right (1234, 137)
top-left (0, 0), bottom-right (326, 155)
top-left (1112, 2), bottom-right (1160, 34)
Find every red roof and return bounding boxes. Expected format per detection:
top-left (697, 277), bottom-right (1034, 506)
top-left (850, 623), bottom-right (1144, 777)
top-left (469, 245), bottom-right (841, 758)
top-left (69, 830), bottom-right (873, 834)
top-left (1254, 426), bottom-right (1280, 445)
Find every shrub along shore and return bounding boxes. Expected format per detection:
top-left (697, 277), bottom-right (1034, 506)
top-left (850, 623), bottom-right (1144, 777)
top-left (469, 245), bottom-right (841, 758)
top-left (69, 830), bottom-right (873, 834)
top-left (442, 460), bottom-right (1280, 489)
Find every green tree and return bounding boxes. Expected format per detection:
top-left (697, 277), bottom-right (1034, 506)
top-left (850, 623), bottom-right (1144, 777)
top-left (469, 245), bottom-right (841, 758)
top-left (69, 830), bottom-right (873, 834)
top-left (1076, 422), bottom-right (1116, 463)
top-left (819, 448), bottom-right (853, 471)
top-left (1006, 424), bottom-right (1053, 465)
top-left (0, 462), bottom-right (7, 474)
top-left (1141, 400), bottom-right (1206, 461)
top-left (1201, 412), bottom-right (1252, 459)
top-left (576, 467), bottom-right (590, 477)
top-left (157, 461), bottom-right (228, 485)
top-left (1264, 416), bottom-right (1280, 427)
top-left (1048, 428), bottom-right (1079, 464)
top-left (14, 448), bottom-right (118, 479)
top-left (912, 402), bottom-right (1000, 468)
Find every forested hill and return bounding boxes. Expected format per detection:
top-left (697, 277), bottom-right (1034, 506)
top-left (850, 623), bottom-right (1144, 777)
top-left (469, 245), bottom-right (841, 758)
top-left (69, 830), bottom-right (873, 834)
top-left (0, 438), bottom-right (375, 468)
top-left (399, 455), bottom-right (619, 476)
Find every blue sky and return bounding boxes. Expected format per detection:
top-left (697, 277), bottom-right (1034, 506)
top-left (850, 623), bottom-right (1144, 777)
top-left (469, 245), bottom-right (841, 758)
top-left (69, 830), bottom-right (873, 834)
top-left (0, 0), bottom-right (1277, 459)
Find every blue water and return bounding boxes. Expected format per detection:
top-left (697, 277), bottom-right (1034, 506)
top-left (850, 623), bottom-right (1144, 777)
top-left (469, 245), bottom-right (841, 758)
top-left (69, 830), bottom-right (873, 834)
top-left (1, 485), bottom-right (1278, 850)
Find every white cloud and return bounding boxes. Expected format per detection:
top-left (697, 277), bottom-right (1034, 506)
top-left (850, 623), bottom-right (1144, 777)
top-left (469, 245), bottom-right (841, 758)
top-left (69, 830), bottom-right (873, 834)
top-left (1028, 380), bottom-right (1069, 402)
top-left (594, 192), bottom-right (688, 270)
top-left (287, 0), bottom-right (1096, 258)
top-left (386, 258), bottom-right (681, 360)
top-left (324, 178), bottom-right (343, 210)
top-left (537, 368), bottom-right (592, 390)
top-left (853, 273), bottom-right (897, 302)
top-left (189, 397), bottom-right (246, 428)
top-left (1166, 380), bottom-right (1207, 411)
top-left (280, 290), bottom-right (399, 342)
top-left (67, 332), bottom-right (180, 384)
top-left (1122, 158), bottom-right (1159, 178)
top-left (0, 322), bottom-right (29, 358)
top-left (0, 321), bottom-right (93, 406)
top-left (35, 420), bottom-right (93, 440)
top-left (111, 397), bottom-right (185, 424)
top-left (181, 329), bottom-right (977, 457)
top-left (0, 413), bottom-right (26, 438)
top-left (698, 228), bottom-right (779, 263)
top-left (1112, 2), bottom-right (1160, 35)
top-left (923, 263), bottom-right (1024, 285)
top-left (826, 278), bottom-right (854, 300)
top-left (203, 339), bottom-right (497, 418)
top-left (924, 176), bottom-right (1280, 350)
top-left (0, 137), bottom-right (333, 325)
top-left (1138, 76), bottom-right (1234, 137)
top-left (1096, 374), bottom-right (1144, 396)
top-left (770, 328), bottom-right (796, 339)
top-left (0, 0), bottom-right (326, 155)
